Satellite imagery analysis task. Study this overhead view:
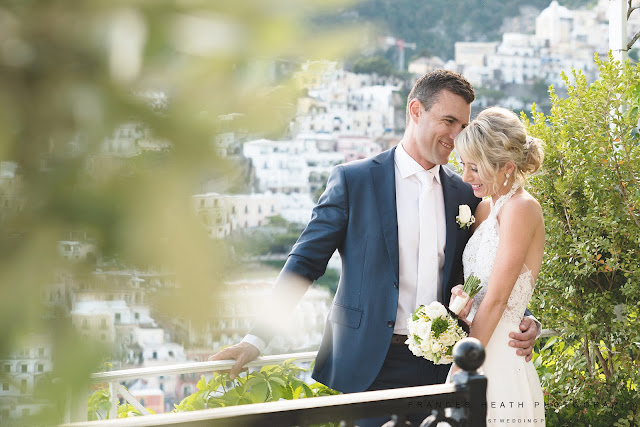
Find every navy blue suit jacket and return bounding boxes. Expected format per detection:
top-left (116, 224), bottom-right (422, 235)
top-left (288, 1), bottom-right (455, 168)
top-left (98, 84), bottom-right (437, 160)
top-left (253, 147), bottom-right (480, 393)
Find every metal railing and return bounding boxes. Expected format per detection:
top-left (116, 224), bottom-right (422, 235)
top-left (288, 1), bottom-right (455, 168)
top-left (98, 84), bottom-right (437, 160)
top-left (63, 352), bottom-right (318, 423)
top-left (60, 338), bottom-right (488, 427)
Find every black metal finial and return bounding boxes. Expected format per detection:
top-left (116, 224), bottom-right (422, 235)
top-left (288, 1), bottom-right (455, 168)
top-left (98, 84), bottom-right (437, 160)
top-left (452, 337), bottom-right (485, 371)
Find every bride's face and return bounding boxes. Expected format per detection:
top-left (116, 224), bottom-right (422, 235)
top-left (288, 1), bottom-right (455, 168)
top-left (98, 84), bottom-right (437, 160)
top-left (460, 157), bottom-right (494, 198)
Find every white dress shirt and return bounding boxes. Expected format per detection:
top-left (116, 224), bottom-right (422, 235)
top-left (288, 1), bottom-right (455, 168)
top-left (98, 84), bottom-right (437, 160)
top-left (393, 142), bottom-right (446, 335)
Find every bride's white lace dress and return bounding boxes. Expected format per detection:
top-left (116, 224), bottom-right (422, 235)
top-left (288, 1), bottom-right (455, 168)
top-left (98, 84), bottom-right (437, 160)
top-left (461, 185), bottom-right (545, 425)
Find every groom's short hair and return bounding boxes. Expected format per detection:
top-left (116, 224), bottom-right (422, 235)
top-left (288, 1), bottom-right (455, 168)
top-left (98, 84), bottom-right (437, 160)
top-left (406, 70), bottom-right (475, 126)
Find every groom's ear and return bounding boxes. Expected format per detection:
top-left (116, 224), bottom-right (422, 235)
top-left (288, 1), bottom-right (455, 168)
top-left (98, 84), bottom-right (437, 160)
top-left (408, 99), bottom-right (423, 123)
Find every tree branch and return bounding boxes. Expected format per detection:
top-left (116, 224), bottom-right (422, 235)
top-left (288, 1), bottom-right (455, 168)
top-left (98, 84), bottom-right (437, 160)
top-left (584, 335), bottom-right (593, 376)
top-left (627, 1), bottom-right (640, 19)
top-left (628, 30), bottom-right (640, 50)
top-left (591, 332), bottom-right (612, 378)
top-left (593, 344), bottom-right (612, 378)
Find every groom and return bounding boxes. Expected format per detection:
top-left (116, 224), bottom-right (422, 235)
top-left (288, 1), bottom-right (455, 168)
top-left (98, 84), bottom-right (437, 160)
top-left (210, 70), bottom-right (538, 411)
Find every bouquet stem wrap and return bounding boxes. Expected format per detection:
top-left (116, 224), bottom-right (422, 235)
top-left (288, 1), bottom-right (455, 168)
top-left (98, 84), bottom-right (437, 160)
top-left (449, 274), bottom-right (481, 315)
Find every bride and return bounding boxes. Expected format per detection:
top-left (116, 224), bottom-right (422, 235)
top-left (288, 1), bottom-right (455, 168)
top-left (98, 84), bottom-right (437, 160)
top-left (449, 106), bottom-right (546, 425)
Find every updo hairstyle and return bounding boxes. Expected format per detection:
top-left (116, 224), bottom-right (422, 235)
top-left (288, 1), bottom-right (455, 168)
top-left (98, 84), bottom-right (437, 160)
top-left (455, 106), bottom-right (544, 195)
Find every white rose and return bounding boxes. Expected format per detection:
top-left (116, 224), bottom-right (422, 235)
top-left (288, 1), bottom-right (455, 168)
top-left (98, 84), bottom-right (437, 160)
top-left (458, 205), bottom-right (472, 224)
top-left (416, 321), bottom-right (431, 338)
top-left (425, 301), bottom-right (447, 319)
top-left (439, 331), bottom-right (456, 347)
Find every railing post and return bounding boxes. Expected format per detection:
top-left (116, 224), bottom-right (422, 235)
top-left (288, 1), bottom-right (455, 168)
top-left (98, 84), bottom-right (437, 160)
top-left (68, 384), bottom-right (88, 423)
top-left (108, 382), bottom-right (118, 419)
top-left (451, 337), bottom-right (487, 427)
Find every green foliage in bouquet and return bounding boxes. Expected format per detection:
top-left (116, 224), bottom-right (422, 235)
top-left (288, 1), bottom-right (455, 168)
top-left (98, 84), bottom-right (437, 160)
top-left (525, 53), bottom-right (640, 425)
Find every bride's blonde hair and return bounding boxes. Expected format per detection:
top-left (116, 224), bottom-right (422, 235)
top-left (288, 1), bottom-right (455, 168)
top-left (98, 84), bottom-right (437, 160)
top-left (455, 106), bottom-right (543, 195)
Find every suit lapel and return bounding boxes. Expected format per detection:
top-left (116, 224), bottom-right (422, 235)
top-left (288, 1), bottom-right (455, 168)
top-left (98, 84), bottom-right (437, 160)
top-left (440, 166), bottom-right (460, 303)
top-left (371, 148), bottom-right (399, 282)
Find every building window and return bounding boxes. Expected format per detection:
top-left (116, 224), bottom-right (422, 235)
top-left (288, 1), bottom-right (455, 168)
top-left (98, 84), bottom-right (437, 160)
top-left (37, 364), bottom-right (44, 373)
top-left (20, 379), bottom-right (27, 394)
top-left (153, 351), bottom-right (157, 360)
top-left (134, 313), bottom-right (140, 321)
top-left (38, 348), bottom-right (45, 357)
top-left (21, 365), bottom-right (27, 373)
top-left (2, 383), bottom-right (8, 391)
top-left (3, 365), bottom-right (9, 373)
top-left (115, 313), bottom-right (121, 323)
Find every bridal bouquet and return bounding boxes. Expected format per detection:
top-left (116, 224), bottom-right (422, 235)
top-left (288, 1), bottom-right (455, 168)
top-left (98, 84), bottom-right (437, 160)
top-left (406, 275), bottom-right (482, 364)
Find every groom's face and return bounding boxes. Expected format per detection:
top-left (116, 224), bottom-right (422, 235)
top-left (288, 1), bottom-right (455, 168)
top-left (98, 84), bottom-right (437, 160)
top-left (410, 90), bottom-right (470, 170)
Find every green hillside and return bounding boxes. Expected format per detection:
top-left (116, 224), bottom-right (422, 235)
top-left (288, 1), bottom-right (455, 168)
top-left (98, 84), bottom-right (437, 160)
top-left (351, 0), bottom-right (595, 60)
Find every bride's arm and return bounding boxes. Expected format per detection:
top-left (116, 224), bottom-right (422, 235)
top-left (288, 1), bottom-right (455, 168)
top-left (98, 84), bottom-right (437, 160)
top-left (466, 197), bottom-right (543, 349)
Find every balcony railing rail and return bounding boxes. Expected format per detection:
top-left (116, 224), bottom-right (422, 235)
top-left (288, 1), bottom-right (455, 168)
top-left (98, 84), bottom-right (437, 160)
top-left (64, 351), bottom-right (318, 423)
top-left (60, 338), bottom-right (489, 427)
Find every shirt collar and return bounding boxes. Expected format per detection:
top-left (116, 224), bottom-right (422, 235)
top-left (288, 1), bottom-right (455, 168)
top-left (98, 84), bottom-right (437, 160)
top-left (395, 141), bottom-right (441, 184)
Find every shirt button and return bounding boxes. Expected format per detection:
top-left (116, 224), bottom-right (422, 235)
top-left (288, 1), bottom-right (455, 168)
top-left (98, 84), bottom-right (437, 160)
top-left (387, 320), bottom-right (395, 328)
top-left (393, 281), bottom-right (398, 289)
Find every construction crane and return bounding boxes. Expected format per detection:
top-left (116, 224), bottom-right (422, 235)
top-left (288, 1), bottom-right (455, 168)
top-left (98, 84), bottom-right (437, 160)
top-left (382, 36), bottom-right (417, 71)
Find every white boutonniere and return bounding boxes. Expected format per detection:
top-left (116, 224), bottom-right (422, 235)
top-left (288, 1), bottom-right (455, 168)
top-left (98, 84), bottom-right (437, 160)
top-left (456, 204), bottom-right (475, 229)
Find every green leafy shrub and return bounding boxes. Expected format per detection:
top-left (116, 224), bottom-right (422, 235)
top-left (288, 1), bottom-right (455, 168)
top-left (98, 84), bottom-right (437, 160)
top-left (173, 359), bottom-right (339, 411)
top-left (526, 53), bottom-right (640, 425)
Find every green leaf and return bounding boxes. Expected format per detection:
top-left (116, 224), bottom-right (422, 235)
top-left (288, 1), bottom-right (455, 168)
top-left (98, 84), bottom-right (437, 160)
top-left (248, 382), bottom-right (269, 403)
top-left (196, 375), bottom-right (207, 391)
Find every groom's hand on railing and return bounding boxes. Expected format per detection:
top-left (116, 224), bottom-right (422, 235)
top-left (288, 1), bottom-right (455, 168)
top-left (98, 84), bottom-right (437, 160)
top-left (209, 342), bottom-right (260, 380)
top-left (509, 317), bottom-right (537, 362)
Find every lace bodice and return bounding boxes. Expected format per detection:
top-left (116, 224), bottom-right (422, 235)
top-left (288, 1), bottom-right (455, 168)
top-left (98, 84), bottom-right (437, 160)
top-left (463, 185), bottom-right (535, 327)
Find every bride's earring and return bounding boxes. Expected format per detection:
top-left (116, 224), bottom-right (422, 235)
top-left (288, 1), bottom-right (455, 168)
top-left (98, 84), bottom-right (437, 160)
top-left (503, 173), bottom-right (510, 187)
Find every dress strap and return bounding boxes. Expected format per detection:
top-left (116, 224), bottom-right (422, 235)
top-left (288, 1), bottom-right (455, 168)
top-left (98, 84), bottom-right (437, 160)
top-left (490, 183), bottom-right (520, 216)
